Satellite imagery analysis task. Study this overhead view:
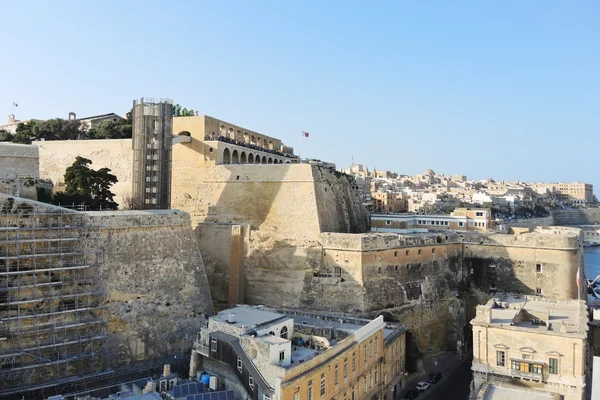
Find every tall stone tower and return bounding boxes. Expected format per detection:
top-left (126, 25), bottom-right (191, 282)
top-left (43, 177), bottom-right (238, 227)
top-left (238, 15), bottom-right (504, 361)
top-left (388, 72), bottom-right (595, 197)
top-left (132, 98), bottom-right (173, 210)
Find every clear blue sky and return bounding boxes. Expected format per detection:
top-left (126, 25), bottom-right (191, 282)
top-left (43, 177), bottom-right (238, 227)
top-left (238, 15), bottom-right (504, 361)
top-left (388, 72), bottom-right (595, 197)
top-left (1, 1), bottom-right (598, 191)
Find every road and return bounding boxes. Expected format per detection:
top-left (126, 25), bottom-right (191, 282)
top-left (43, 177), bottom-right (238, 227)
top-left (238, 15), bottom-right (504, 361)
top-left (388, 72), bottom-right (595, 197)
top-left (396, 353), bottom-right (472, 400)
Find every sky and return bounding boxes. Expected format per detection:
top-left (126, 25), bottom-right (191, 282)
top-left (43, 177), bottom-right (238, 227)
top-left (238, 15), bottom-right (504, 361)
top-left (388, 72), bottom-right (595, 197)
top-left (1, 1), bottom-right (598, 191)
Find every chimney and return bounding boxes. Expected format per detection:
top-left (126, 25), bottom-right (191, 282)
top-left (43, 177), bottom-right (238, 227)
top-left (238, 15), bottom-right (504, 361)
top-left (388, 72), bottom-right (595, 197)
top-left (143, 381), bottom-right (154, 395)
top-left (163, 364), bottom-right (171, 377)
top-left (227, 313), bottom-right (236, 323)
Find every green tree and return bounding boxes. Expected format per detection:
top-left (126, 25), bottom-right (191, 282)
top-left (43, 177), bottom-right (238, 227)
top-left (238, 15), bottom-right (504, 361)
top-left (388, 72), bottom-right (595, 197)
top-left (36, 118), bottom-right (82, 140)
top-left (533, 204), bottom-right (549, 217)
top-left (0, 130), bottom-right (14, 142)
top-left (12, 121), bottom-right (39, 144)
top-left (173, 104), bottom-right (196, 117)
top-left (53, 156), bottom-right (118, 210)
top-left (514, 206), bottom-right (535, 218)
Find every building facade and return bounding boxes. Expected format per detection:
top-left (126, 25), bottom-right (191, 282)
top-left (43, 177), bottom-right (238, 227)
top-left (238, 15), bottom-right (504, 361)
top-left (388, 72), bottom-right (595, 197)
top-left (190, 305), bottom-right (406, 400)
top-left (371, 208), bottom-right (494, 233)
top-left (471, 294), bottom-right (587, 400)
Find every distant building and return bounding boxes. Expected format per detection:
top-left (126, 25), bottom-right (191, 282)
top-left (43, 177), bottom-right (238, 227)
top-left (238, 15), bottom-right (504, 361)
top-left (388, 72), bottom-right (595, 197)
top-left (132, 98), bottom-right (173, 210)
top-left (173, 115), bottom-right (296, 165)
top-left (531, 182), bottom-right (594, 205)
top-left (68, 111), bottom-right (125, 131)
top-left (471, 294), bottom-right (587, 400)
top-left (190, 305), bottom-right (407, 400)
top-left (0, 114), bottom-right (44, 134)
top-left (371, 207), bottom-right (494, 232)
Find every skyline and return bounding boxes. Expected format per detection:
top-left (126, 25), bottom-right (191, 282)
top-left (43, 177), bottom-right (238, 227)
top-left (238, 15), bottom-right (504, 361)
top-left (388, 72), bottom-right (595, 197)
top-left (1, 1), bottom-right (598, 189)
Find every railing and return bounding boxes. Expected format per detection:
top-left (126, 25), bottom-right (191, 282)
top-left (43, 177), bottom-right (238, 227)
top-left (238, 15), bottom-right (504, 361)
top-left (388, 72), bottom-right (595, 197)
top-left (204, 136), bottom-right (295, 158)
top-left (510, 368), bottom-right (544, 381)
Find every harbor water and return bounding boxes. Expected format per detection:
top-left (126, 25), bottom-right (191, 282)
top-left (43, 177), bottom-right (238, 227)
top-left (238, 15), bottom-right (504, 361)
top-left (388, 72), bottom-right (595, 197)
top-left (585, 246), bottom-right (600, 280)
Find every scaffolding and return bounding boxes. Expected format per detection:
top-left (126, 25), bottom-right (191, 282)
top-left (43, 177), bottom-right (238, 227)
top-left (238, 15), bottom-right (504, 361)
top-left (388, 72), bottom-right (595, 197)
top-left (0, 199), bottom-right (106, 393)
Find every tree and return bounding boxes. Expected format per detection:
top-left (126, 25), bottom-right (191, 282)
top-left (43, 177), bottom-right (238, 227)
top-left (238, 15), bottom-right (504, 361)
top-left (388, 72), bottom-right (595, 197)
top-left (514, 206), bottom-right (535, 218)
top-left (173, 104), bottom-right (196, 117)
top-left (0, 130), bottom-right (14, 142)
top-left (533, 204), bottom-right (549, 217)
top-left (88, 120), bottom-right (132, 139)
top-left (12, 121), bottom-right (39, 144)
top-left (36, 118), bottom-right (82, 140)
top-left (53, 156), bottom-right (118, 210)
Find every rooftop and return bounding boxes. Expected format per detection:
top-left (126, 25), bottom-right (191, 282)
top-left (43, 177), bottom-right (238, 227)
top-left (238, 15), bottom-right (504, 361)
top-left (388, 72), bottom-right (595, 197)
top-left (481, 384), bottom-right (554, 400)
top-left (212, 305), bottom-right (287, 330)
top-left (472, 293), bottom-right (587, 337)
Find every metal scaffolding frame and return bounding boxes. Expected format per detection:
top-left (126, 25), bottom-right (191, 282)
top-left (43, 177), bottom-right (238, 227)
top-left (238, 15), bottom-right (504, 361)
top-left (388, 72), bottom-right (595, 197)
top-left (0, 203), bottom-right (106, 393)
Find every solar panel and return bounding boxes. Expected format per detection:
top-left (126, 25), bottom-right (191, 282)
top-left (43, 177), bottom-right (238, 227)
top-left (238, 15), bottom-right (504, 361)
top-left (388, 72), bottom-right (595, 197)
top-left (174, 386), bottom-right (182, 397)
top-left (198, 383), bottom-right (205, 393)
top-left (187, 396), bottom-right (194, 400)
top-left (219, 391), bottom-right (227, 400)
top-left (226, 391), bottom-right (235, 400)
top-left (182, 385), bottom-right (189, 396)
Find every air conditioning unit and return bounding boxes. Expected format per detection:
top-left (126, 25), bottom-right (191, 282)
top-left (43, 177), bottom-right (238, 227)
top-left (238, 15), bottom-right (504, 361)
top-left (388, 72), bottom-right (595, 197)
top-left (169, 379), bottom-right (177, 389)
top-left (159, 380), bottom-right (167, 392)
top-left (209, 376), bottom-right (219, 390)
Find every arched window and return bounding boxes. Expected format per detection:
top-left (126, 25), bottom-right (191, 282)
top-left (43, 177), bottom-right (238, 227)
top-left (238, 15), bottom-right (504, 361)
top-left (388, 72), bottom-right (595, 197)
top-left (263, 139), bottom-right (268, 149)
top-left (220, 125), bottom-right (226, 137)
top-left (268, 140), bottom-right (274, 150)
top-left (240, 151), bottom-right (247, 163)
top-left (405, 250), bottom-right (410, 256)
top-left (236, 130), bottom-right (241, 141)
top-left (268, 157), bottom-right (273, 164)
top-left (262, 156), bottom-right (267, 164)
top-left (269, 331), bottom-right (275, 336)
top-left (244, 132), bottom-right (249, 143)
top-left (280, 326), bottom-right (288, 339)
top-left (251, 135), bottom-right (256, 145)
top-left (228, 128), bottom-right (234, 139)
top-left (232, 149), bottom-right (239, 164)
top-left (248, 153), bottom-right (254, 163)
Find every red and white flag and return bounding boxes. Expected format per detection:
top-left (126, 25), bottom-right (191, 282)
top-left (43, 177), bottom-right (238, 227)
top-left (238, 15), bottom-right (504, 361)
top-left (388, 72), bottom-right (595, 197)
top-left (302, 131), bottom-right (309, 138)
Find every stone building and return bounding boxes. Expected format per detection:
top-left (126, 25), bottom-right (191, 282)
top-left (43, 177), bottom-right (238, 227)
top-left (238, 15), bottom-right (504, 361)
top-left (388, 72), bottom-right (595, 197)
top-left (190, 305), bottom-right (406, 400)
top-left (0, 142), bottom-right (39, 180)
top-left (471, 294), bottom-right (587, 400)
top-left (371, 207), bottom-right (494, 232)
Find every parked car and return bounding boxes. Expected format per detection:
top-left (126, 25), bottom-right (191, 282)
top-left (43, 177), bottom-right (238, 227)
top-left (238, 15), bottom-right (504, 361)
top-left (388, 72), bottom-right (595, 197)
top-left (403, 389), bottom-right (420, 399)
top-left (415, 382), bottom-right (430, 391)
top-left (427, 372), bottom-right (442, 383)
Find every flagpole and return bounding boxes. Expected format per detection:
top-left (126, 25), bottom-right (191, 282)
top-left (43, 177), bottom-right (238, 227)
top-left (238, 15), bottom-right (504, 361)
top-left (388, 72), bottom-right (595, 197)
top-left (300, 132), bottom-right (303, 163)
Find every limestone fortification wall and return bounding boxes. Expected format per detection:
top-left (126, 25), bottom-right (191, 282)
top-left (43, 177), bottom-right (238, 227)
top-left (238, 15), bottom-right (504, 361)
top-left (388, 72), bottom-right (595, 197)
top-left (34, 139), bottom-right (133, 205)
top-left (84, 210), bottom-right (214, 366)
top-left (505, 215), bottom-right (554, 229)
top-left (0, 143), bottom-right (39, 179)
top-left (553, 208), bottom-right (600, 225)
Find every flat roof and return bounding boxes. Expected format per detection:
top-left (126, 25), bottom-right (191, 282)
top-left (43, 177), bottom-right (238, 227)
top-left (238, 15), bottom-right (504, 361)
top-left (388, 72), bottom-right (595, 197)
top-left (212, 305), bottom-right (288, 329)
top-left (289, 314), bottom-right (365, 333)
top-left (474, 294), bottom-right (587, 336)
top-left (482, 384), bottom-right (554, 400)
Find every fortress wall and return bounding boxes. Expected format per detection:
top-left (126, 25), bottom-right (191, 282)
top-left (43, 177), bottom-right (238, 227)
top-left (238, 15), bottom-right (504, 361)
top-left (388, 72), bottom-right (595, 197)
top-left (34, 139), bottom-right (133, 206)
top-left (505, 216), bottom-right (555, 229)
top-left (0, 143), bottom-right (39, 179)
top-left (84, 210), bottom-right (214, 366)
top-left (553, 208), bottom-right (600, 225)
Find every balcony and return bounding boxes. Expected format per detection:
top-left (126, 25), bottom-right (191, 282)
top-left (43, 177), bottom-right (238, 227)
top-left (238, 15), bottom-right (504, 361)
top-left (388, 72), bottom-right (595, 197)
top-left (510, 368), bottom-right (544, 381)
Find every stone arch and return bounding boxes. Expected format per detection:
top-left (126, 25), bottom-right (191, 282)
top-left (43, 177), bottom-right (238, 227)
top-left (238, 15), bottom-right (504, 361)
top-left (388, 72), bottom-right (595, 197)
top-left (228, 128), bottom-right (234, 139)
top-left (240, 151), bottom-right (247, 163)
top-left (280, 326), bottom-right (288, 339)
top-left (232, 149), bottom-right (239, 164)
top-left (268, 140), bottom-right (274, 150)
top-left (251, 135), bottom-right (256, 145)
top-left (244, 132), bottom-right (249, 143)
top-left (248, 153), bottom-right (254, 163)
top-left (261, 155), bottom-right (267, 164)
top-left (177, 131), bottom-right (191, 137)
top-left (268, 157), bottom-right (273, 164)
top-left (263, 139), bottom-right (267, 149)
top-left (222, 147), bottom-right (231, 164)
top-left (256, 136), bottom-right (261, 146)
top-left (220, 125), bottom-right (226, 137)
top-left (280, 159), bottom-right (284, 164)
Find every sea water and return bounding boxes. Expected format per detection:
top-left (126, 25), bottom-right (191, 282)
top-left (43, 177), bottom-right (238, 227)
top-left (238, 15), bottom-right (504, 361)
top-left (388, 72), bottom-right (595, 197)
top-left (585, 246), bottom-right (600, 279)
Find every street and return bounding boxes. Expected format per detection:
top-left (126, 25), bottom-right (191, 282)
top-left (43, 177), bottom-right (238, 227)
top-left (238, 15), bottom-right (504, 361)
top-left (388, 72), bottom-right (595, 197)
top-left (396, 352), bottom-right (472, 400)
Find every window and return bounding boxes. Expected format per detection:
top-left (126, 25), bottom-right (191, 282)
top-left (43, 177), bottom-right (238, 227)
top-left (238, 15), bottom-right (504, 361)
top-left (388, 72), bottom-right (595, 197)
top-left (536, 264), bottom-right (542, 273)
top-left (496, 351), bottom-right (505, 367)
top-left (279, 351), bottom-right (285, 362)
top-left (352, 352), bottom-right (356, 372)
top-left (376, 339), bottom-right (379, 354)
top-left (370, 340), bottom-right (373, 359)
top-left (249, 376), bottom-right (254, 390)
top-left (458, 222), bottom-right (464, 227)
top-left (344, 358), bottom-right (348, 379)
top-left (351, 387), bottom-right (355, 400)
top-left (384, 373), bottom-right (387, 385)
top-left (363, 345), bottom-right (367, 362)
top-left (320, 373), bottom-right (326, 396)
top-left (294, 393), bottom-right (299, 400)
top-left (394, 251), bottom-right (398, 257)
top-left (308, 380), bottom-right (313, 400)
top-left (363, 377), bottom-right (367, 393)
top-left (281, 325), bottom-right (288, 339)
top-left (335, 364), bottom-right (339, 386)
top-left (405, 250), bottom-right (410, 256)
top-left (549, 358), bottom-right (559, 374)
top-left (237, 357), bottom-right (242, 372)
top-left (369, 371), bottom-right (373, 389)
top-left (476, 212), bottom-right (484, 217)
top-left (385, 220), bottom-right (391, 225)
top-left (211, 338), bottom-right (217, 352)
top-left (375, 367), bottom-right (379, 383)
top-left (536, 288), bottom-right (542, 296)
top-left (418, 249), bottom-right (422, 255)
